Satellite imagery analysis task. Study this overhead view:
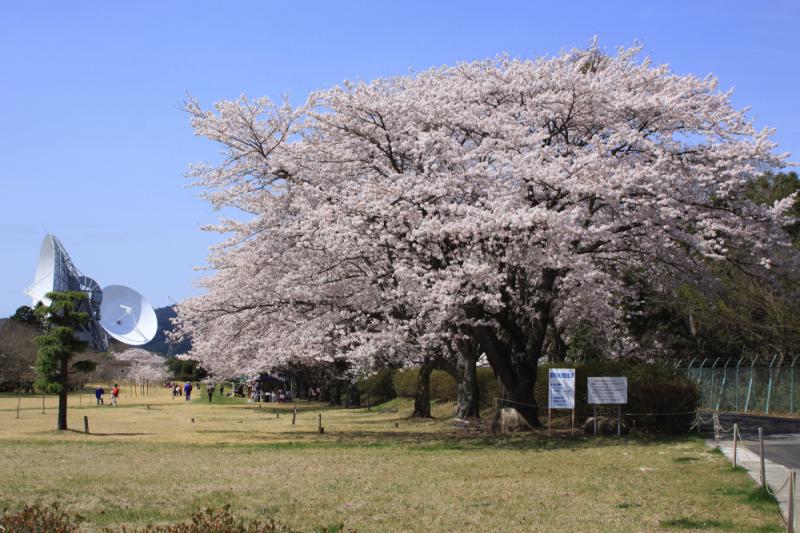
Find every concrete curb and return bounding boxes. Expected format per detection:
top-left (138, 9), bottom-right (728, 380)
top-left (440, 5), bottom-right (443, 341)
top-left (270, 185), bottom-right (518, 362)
top-left (708, 438), bottom-right (796, 528)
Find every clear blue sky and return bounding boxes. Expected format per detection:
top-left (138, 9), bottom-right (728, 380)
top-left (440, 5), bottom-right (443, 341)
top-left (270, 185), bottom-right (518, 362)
top-left (1, 1), bottom-right (798, 317)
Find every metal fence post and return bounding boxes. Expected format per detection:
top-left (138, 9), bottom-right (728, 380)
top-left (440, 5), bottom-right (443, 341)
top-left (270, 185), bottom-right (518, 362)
top-left (717, 358), bottom-right (731, 411)
top-left (732, 423), bottom-right (738, 468)
top-left (791, 356), bottom-right (798, 415)
top-left (698, 358), bottom-right (708, 386)
top-left (766, 354), bottom-right (778, 415)
top-left (736, 357), bottom-right (744, 411)
top-left (758, 427), bottom-right (766, 487)
top-left (710, 358), bottom-right (720, 408)
top-left (745, 356), bottom-right (758, 413)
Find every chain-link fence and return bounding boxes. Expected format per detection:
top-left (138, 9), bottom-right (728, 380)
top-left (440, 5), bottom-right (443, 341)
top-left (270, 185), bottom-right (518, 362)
top-left (676, 356), bottom-right (800, 414)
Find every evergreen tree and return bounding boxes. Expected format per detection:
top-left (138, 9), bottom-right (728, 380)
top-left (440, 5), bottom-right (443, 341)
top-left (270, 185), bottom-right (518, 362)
top-left (34, 291), bottom-right (96, 431)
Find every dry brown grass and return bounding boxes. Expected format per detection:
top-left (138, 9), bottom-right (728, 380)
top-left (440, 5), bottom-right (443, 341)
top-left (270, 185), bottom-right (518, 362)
top-left (0, 390), bottom-right (784, 532)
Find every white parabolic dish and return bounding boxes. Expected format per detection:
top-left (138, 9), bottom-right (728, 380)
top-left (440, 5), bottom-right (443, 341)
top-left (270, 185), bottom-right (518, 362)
top-left (29, 235), bottom-right (56, 305)
top-left (99, 285), bottom-right (157, 345)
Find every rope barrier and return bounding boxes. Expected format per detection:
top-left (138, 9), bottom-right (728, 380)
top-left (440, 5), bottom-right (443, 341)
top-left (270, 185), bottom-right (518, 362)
top-left (764, 474), bottom-right (791, 497)
top-left (493, 399), bottom-right (701, 418)
top-left (710, 416), bottom-right (797, 529)
top-left (623, 410), bottom-right (699, 416)
top-left (493, 398), bottom-right (539, 409)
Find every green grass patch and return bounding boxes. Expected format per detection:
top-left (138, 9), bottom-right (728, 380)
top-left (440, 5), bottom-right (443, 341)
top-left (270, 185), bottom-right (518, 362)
top-left (0, 395), bottom-right (784, 532)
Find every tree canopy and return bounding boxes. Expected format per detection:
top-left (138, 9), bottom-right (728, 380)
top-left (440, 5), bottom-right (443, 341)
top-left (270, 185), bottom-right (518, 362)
top-left (175, 44), bottom-right (796, 423)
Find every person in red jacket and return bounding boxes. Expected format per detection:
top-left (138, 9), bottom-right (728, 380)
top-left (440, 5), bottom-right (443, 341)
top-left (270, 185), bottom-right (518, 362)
top-left (111, 384), bottom-right (120, 406)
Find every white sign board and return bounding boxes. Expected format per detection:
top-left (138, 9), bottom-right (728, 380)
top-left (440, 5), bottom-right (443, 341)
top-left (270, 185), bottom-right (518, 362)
top-left (548, 368), bottom-right (576, 409)
top-left (588, 377), bottom-right (628, 405)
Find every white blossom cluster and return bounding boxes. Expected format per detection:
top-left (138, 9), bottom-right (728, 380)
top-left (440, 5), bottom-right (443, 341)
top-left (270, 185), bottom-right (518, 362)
top-left (115, 348), bottom-right (170, 383)
top-left (173, 44), bottom-right (793, 380)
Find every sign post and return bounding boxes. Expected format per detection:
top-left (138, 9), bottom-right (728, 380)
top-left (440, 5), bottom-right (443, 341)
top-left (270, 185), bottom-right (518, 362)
top-left (587, 377), bottom-right (628, 436)
top-left (548, 368), bottom-right (576, 436)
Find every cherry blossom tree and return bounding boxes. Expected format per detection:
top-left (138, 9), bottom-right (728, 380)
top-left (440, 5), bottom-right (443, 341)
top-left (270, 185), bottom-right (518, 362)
top-left (115, 348), bottom-right (169, 384)
top-left (175, 43), bottom-right (794, 424)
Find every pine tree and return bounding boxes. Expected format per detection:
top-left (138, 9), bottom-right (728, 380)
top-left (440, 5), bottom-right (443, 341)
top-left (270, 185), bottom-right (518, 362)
top-left (34, 291), bottom-right (96, 431)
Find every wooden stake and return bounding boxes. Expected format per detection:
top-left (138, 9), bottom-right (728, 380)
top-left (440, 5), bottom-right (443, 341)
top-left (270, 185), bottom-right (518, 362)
top-left (318, 413), bottom-right (324, 434)
top-left (593, 406), bottom-right (597, 436)
top-left (547, 407), bottom-right (551, 437)
top-left (733, 423), bottom-right (738, 468)
top-left (292, 407), bottom-right (296, 425)
top-left (83, 416), bottom-right (89, 434)
top-left (571, 408), bottom-right (575, 433)
top-left (617, 405), bottom-right (622, 436)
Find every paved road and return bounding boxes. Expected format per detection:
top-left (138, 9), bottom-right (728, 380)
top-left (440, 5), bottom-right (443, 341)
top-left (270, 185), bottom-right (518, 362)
top-left (714, 413), bottom-right (800, 469)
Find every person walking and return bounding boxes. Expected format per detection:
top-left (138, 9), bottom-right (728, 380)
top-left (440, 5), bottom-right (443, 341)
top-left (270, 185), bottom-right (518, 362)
top-left (184, 381), bottom-right (193, 401)
top-left (207, 383), bottom-right (214, 402)
top-left (111, 384), bottom-right (120, 406)
top-left (94, 386), bottom-right (104, 405)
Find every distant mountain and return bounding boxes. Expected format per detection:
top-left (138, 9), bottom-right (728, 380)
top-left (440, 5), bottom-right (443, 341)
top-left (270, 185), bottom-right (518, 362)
top-left (141, 305), bottom-right (192, 356)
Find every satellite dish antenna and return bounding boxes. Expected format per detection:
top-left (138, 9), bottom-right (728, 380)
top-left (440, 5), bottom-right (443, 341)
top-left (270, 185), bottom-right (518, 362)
top-left (99, 285), bottom-right (157, 345)
top-left (26, 234), bottom-right (56, 305)
top-left (26, 234), bottom-right (158, 351)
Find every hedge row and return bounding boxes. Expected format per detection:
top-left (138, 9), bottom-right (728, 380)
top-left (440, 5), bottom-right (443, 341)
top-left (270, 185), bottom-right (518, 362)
top-left (356, 367), bottom-right (497, 408)
top-left (533, 361), bottom-right (699, 434)
top-left (356, 361), bottom-right (698, 433)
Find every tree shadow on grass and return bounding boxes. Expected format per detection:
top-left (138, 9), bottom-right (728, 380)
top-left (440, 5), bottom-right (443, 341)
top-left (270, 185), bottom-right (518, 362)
top-left (62, 429), bottom-right (153, 437)
top-left (660, 517), bottom-right (736, 530)
top-left (206, 426), bottom-right (696, 453)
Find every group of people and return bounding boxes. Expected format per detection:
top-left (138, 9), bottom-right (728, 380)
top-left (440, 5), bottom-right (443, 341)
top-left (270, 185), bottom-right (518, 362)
top-left (94, 384), bottom-right (120, 406)
top-left (248, 382), bottom-right (291, 403)
top-left (169, 381), bottom-right (194, 401)
top-left (90, 381), bottom-right (227, 405)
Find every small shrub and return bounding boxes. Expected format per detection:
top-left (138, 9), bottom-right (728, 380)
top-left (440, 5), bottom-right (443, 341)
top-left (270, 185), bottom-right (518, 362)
top-left (395, 366), bottom-right (497, 405)
top-left (356, 368), bottom-right (396, 405)
top-left (113, 506), bottom-right (353, 532)
top-left (392, 368), bottom-right (417, 398)
top-left (1, 503), bottom-right (81, 532)
top-left (476, 367), bottom-right (497, 408)
top-left (429, 370), bottom-right (457, 401)
top-left (393, 368), bottom-right (461, 402)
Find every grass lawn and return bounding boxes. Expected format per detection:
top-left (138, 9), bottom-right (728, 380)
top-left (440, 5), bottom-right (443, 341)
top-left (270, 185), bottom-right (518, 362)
top-left (0, 389), bottom-right (784, 532)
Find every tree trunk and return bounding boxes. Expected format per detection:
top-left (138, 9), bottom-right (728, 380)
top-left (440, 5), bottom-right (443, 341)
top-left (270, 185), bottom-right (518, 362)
top-left (328, 383), bottom-right (342, 406)
top-left (345, 384), bottom-right (360, 408)
top-left (455, 352), bottom-right (480, 420)
top-left (474, 325), bottom-right (542, 427)
top-left (412, 360), bottom-right (434, 418)
top-left (57, 355), bottom-right (68, 430)
top-left (494, 358), bottom-right (540, 426)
